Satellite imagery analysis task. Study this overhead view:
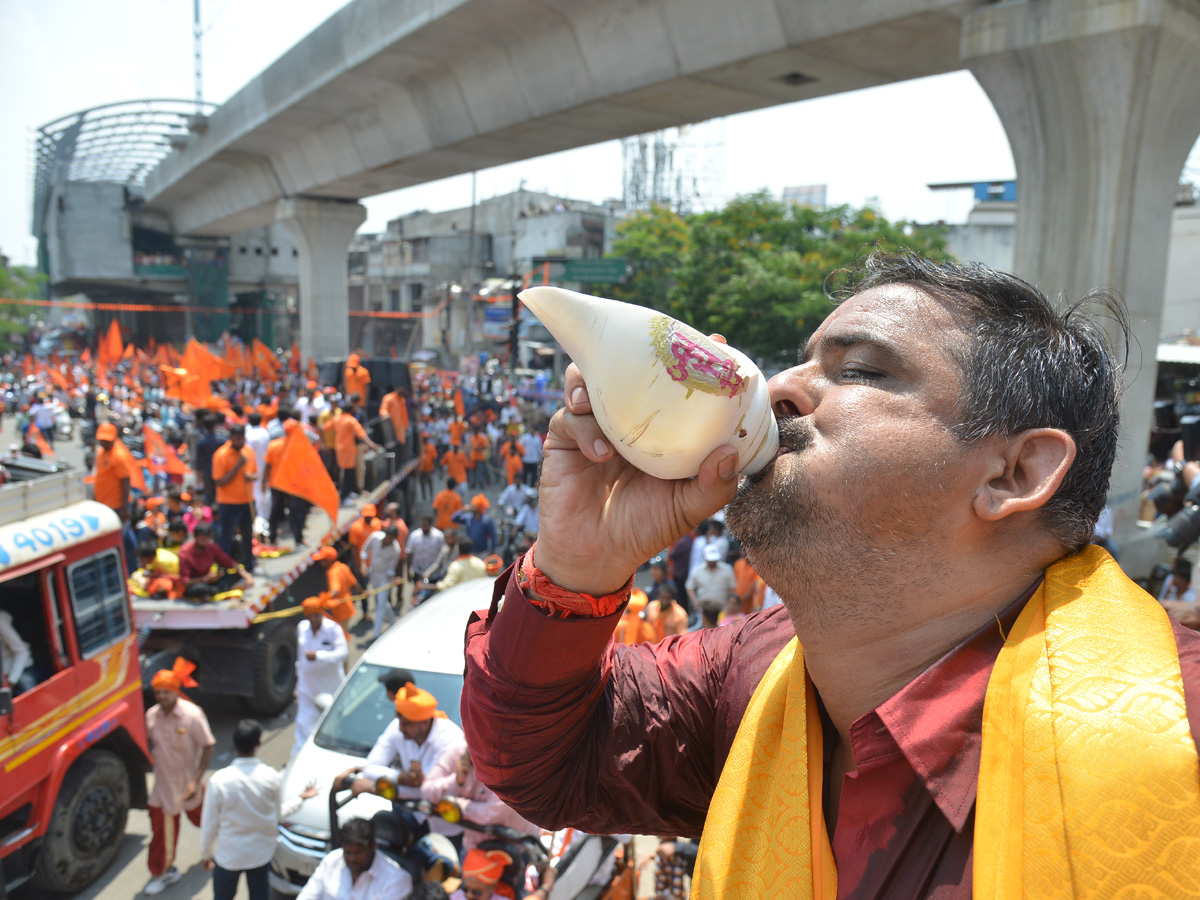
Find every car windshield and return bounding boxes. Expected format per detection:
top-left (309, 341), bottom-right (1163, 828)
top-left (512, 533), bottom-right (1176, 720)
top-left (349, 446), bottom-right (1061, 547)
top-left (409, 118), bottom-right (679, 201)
top-left (313, 663), bottom-right (464, 757)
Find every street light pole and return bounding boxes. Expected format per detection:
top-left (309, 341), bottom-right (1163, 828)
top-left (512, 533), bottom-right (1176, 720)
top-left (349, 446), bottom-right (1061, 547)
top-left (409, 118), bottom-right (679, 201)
top-left (509, 271), bottom-right (520, 374)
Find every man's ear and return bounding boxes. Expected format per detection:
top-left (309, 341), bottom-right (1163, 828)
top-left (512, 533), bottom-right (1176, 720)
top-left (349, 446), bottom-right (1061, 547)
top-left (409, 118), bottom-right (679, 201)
top-left (974, 428), bottom-right (1076, 522)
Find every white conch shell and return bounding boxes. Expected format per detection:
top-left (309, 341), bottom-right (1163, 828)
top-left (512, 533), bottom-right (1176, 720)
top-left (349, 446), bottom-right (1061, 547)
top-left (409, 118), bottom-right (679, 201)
top-left (519, 286), bottom-right (779, 480)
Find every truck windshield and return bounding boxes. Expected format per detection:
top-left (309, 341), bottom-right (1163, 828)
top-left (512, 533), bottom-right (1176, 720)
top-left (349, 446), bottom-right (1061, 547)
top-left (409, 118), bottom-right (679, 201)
top-left (313, 663), bottom-right (464, 756)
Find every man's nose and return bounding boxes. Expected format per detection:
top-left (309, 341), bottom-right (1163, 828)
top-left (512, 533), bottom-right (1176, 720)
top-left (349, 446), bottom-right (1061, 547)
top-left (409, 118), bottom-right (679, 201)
top-left (767, 364), bottom-right (819, 419)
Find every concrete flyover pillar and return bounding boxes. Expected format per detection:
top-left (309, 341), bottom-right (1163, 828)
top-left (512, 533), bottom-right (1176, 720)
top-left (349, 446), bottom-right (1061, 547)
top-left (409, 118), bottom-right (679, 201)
top-left (276, 197), bottom-right (367, 362)
top-left (963, 0), bottom-right (1200, 573)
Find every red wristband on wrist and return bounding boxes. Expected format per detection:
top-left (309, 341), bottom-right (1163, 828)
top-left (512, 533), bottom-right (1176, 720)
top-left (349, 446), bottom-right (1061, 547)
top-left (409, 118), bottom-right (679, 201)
top-left (517, 543), bottom-right (633, 619)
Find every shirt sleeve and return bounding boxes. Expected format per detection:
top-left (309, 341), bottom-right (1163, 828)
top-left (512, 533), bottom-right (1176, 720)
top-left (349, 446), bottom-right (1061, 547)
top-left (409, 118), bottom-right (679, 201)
top-left (295, 853), bottom-right (329, 900)
top-left (318, 624), bottom-right (348, 665)
top-left (191, 708), bottom-right (217, 749)
top-left (211, 544), bottom-right (238, 570)
top-left (363, 724), bottom-right (402, 782)
top-left (462, 569), bottom-right (786, 838)
top-left (419, 744), bottom-right (463, 803)
top-left (199, 776), bottom-right (220, 859)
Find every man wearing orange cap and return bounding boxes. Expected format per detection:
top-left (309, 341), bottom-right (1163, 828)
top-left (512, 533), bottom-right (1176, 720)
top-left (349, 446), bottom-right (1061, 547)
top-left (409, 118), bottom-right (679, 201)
top-left (144, 657), bottom-right (216, 895)
top-left (355, 682), bottom-right (466, 845)
top-left (453, 494), bottom-right (496, 556)
top-left (211, 423), bottom-right (258, 574)
top-left (293, 595), bottom-right (349, 757)
top-left (347, 504), bottom-right (381, 574)
top-left (313, 546), bottom-right (359, 621)
top-left (452, 848), bottom-right (515, 900)
top-left (93, 422), bottom-right (132, 521)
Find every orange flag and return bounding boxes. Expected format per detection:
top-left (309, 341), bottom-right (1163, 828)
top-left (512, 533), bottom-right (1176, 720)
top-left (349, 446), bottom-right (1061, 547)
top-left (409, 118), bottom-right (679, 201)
top-left (270, 431), bottom-right (338, 525)
top-left (290, 342), bottom-right (301, 374)
top-left (121, 343), bottom-right (135, 361)
top-left (27, 423), bottom-right (54, 458)
top-left (453, 388), bottom-right (464, 418)
top-left (391, 345), bottom-right (398, 360)
top-left (46, 368), bottom-right (69, 392)
top-left (307, 357), bottom-right (319, 382)
top-left (102, 320), bottom-right (123, 366)
top-left (80, 347), bottom-right (92, 366)
top-left (251, 339), bottom-right (279, 380)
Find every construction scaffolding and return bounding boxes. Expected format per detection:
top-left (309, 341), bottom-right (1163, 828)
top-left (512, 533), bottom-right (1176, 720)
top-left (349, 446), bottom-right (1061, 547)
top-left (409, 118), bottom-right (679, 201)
top-left (621, 120), bottom-right (727, 215)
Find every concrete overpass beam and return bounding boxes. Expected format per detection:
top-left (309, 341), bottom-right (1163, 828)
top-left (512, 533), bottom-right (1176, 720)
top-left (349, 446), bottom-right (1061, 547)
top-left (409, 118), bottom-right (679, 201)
top-left (963, 0), bottom-right (1200, 574)
top-left (276, 197), bottom-right (367, 362)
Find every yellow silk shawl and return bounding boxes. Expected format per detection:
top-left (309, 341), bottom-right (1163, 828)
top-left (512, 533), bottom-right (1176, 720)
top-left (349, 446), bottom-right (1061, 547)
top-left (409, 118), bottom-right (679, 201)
top-left (692, 546), bottom-right (1200, 898)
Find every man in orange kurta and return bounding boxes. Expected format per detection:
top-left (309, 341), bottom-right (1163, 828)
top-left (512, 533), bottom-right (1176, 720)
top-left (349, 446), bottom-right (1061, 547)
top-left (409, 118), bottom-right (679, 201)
top-left (433, 479), bottom-right (464, 532)
top-left (468, 428), bottom-right (491, 489)
top-left (379, 388), bottom-right (409, 446)
top-left (314, 546), bottom-right (359, 623)
top-left (504, 448), bottom-right (524, 487)
top-left (211, 424), bottom-right (258, 573)
top-left (93, 422), bottom-right (132, 520)
top-left (441, 447), bottom-right (470, 497)
top-left (330, 408), bottom-right (381, 500)
top-left (448, 417), bottom-right (467, 450)
top-left (343, 353), bottom-right (371, 403)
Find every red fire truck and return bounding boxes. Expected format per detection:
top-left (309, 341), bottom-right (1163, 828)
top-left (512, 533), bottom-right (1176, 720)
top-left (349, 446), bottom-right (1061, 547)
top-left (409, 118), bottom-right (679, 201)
top-left (0, 469), bottom-right (151, 895)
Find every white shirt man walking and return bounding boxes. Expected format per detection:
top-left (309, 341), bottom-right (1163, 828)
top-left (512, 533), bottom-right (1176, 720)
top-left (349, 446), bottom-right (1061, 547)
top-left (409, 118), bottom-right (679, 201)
top-left (200, 719), bottom-right (318, 900)
top-left (360, 525), bottom-right (403, 637)
top-left (293, 597), bottom-right (349, 757)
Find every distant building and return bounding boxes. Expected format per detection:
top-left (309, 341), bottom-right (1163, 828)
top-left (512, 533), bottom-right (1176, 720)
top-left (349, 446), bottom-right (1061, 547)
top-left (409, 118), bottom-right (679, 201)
top-left (32, 101), bottom-right (300, 349)
top-left (930, 179), bottom-right (1200, 338)
top-left (351, 189), bottom-right (619, 364)
top-left (781, 184), bottom-right (828, 209)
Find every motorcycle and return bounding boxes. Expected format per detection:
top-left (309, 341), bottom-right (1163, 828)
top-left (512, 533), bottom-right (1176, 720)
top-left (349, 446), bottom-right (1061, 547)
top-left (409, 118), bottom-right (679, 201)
top-left (326, 771), bottom-right (630, 900)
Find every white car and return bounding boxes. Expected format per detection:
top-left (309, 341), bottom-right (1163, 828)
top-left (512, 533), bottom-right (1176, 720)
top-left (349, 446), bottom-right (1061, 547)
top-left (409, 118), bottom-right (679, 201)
top-left (270, 579), bottom-right (488, 894)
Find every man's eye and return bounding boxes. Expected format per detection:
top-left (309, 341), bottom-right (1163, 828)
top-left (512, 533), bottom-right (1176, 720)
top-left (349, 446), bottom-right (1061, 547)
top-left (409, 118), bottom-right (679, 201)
top-left (840, 367), bottom-right (880, 381)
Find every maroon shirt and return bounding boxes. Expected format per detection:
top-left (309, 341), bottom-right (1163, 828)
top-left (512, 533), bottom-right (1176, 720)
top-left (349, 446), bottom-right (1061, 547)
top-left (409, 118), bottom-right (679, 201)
top-left (462, 569), bottom-right (1200, 899)
top-left (177, 539), bottom-right (238, 582)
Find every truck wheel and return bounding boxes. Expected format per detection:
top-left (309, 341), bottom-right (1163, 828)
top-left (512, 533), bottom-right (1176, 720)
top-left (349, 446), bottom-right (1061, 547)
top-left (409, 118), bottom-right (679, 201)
top-left (32, 749), bottom-right (129, 893)
top-left (245, 618), bottom-right (297, 715)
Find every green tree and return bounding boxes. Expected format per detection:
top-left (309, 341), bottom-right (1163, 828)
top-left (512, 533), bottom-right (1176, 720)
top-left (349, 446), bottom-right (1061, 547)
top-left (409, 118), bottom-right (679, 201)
top-left (608, 193), bottom-right (948, 366)
top-left (610, 204), bottom-right (690, 309)
top-left (0, 261), bottom-right (45, 355)
top-left (671, 193), bottom-right (949, 366)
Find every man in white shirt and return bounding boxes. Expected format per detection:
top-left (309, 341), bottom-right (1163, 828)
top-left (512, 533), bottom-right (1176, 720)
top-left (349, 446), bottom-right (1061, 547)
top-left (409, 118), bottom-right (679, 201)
top-left (293, 597), bottom-right (349, 757)
top-left (244, 412), bottom-right (272, 522)
top-left (513, 489), bottom-right (539, 540)
top-left (201, 719), bottom-right (318, 900)
top-left (296, 817), bottom-right (411, 900)
top-left (519, 429), bottom-right (542, 486)
top-left (405, 515), bottom-right (444, 583)
top-left (360, 525), bottom-right (403, 639)
top-left (355, 683), bottom-right (466, 843)
top-left (30, 395), bottom-right (59, 446)
top-left (686, 544), bottom-right (738, 611)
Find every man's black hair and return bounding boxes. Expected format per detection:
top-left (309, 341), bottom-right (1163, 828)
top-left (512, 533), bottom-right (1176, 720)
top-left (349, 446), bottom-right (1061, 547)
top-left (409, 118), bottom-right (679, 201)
top-left (378, 668), bottom-right (417, 694)
top-left (700, 600), bottom-right (723, 627)
top-left (233, 719), bottom-right (263, 755)
top-left (167, 517), bottom-right (187, 532)
top-left (458, 537), bottom-right (474, 555)
top-left (248, 412), bottom-right (262, 427)
top-left (193, 521), bottom-right (214, 538)
top-left (340, 817), bottom-right (374, 847)
top-left (409, 882), bottom-right (450, 900)
top-left (137, 542), bottom-right (157, 559)
top-left (842, 252), bottom-right (1125, 554)
top-left (229, 423), bottom-right (246, 438)
top-left (1175, 559), bottom-right (1193, 583)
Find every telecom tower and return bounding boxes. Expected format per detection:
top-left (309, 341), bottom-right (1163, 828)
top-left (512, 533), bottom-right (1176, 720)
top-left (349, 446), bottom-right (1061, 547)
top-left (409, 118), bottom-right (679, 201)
top-left (621, 120), bottom-right (727, 214)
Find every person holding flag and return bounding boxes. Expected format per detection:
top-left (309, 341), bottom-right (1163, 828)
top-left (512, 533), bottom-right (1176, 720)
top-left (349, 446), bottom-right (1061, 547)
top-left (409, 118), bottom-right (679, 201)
top-left (144, 657), bottom-right (216, 896)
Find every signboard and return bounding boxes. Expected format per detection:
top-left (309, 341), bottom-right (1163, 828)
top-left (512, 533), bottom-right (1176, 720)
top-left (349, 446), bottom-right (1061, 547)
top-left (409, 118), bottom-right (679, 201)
top-left (563, 258), bottom-right (628, 283)
top-left (482, 306), bottom-right (513, 342)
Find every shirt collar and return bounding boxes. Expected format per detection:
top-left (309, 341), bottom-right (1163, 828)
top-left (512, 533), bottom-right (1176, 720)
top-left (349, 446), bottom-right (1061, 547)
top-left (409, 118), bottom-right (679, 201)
top-left (869, 579), bottom-right (1039, 832)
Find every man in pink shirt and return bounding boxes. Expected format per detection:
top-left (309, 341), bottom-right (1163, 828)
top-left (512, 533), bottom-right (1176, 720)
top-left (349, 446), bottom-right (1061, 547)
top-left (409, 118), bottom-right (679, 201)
top-left (144, 658), bottom-right (216, 896)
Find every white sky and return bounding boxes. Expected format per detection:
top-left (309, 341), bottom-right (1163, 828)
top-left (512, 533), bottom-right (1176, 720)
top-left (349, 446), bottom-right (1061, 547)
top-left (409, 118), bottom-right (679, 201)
top-left (2, 0), bottom-right (1198, 268)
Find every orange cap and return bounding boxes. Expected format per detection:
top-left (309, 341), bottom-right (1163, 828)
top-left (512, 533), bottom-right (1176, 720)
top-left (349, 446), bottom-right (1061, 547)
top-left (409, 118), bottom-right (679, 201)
top-left (312, 546), bottom-right (337, 562)
top-left (151, 657), bottom-right (198, 695)
top-left (463, 848), bottom-right (512, 886)
top-left (96, 423), bottom-right (118, 441)
top-left (301, 595), bottom-right (324, 615)
top-left (394, 683), bottom-right (438, 721)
